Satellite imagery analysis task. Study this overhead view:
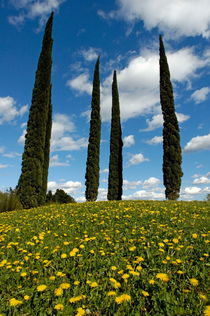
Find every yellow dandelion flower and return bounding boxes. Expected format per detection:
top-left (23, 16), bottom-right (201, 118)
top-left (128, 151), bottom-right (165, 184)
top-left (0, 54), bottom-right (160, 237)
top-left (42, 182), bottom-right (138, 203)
top-left (115, 294), bottom-right (131, 304)
top-left (204, 306), bottom-right (210, 316)
top-left (156, 273), bottom-right (169, 282)
top-left (90, 282), bottom-right (98, 287)
top-left (74, 280), bottom-right (80, 285)
top-left (192, 233), bottom-right (198, 239)
top-left (54, 304), bottom-right (64, 311)
top-left (199, 293), bottom-right (207, 300)
top-left (129, 271), bottom-right (140, 276)
top-left (60, 282), bottom-right (70, 289)
top-left (107, 291), bottom-right (116, 296)
top-left (9, 298), bottom-right (22, 306)
top-left (142, 290), bottom-right (149, 297)
top-left (20, 272), bottom-right (27, 277)
top-left (122, 274), bottom-right (129, 279)
top-left (63, 241), bottom-right (70, 245)
top-left (149, 279), bottom-right (155, 284)
top-left (79, 244), bottom-right (85, 248)
top-left (37, 284), bottom-right (47, 292)
top-left (136, 266), bottom-right (143, 272)
top-left (189, 278), bottom-right (199, 286)
top-left (76, 307), bottom-right (85, 316)
top-left (24, 295), bottom-right (30, 300)
top-left (49, 276), bottom-right (56, 280)
top-left (54, 287), bottom-right (63, 296)
top-left (61, 253), bottom-right (67, 259)
top-left (129, 246), bottom-right (136, 251)
top-left (69, 295), bottom-right (86, 303)
top-left (111, 266), bottom-right (117, 270)
top-left (173, 238), bottom-right (179, 244)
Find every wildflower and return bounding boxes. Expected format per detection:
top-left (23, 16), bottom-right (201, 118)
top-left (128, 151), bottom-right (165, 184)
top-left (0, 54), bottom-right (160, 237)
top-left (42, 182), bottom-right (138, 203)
top-left (199, 293), bottom-right (207, 300)
top-left (24, 295), bottom-right (30, 300)
top-left (142, 290), bottom-right (149, 297)
top-left (204, 306), bottom-right (210, 316)
top-left (111, 266), bottom-right (117, 270)
top-left (136, 266), bottom-right (142, 272)
top-left (74, 280), bottom-right (80, 285)
top-left (49, 276), bottom-right (55, 280)
top-left (61, 253), bottom-right (67, 259)
top-left (149, 279), bottom-right (155, 284)
top-left (192, 233), bottom-right (198, 239)
top-left (90, 282), bottom-right (98, 287)
top-left (173, 238), bottom-right (179, 244)
top-left (60, 282), bottom-right (70, 289)
top-left (115, 294), bottom-right (131, 304)
top-left (69, 295), bottom-right (86, 303)
top-left (129, 246), bottom-right (136, 251)
top-left (189, 278), bottom-right (199, 286)
top-left (37, 284), bottom-right (47, 292)
top-left (54, 304), bottom-right (64, 311)
top-left (156, 273), bottom-right (169, 282)
top-left (9, 298), bottom-right (22, 306)
top-left (54, 287), bottom-right (63, 296)
top-left (129, 271), bottom-right (140, 276)
top-left (76, 307), bottom-right (85, 316)
top-left (107, 291), bottom-right (116, 296)
top-left (122, 274), bottom-right (129, 280)
top-left (20, 272), bottom-right (27, 277)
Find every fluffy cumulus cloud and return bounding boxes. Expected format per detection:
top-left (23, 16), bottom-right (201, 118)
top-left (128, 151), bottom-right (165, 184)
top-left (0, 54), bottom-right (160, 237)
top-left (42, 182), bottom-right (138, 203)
top-left (123, 135), bottom-right (135, 147)
top-left (143, 177), bottom-right (160, 187)
top-left (193, 176), bottom-right (210, 184)
top-left (47, 180), bottom-right (82, 194)
top-left (104, 0), bottom-right (210, 38)
top-left (146, 135), bottom-right (163, 145)
top-left (184, 186), bottom-right (202, 194)
top-left (0, 96), bottom-right (28, 124)
top-left (69, 46), bottom-right (204, 122)
top-left (143, 112), bottom-right (190, 131)
top-left (184, 134), bottom-right (210, 152)
top-left (128, 153), bottom-right (149, 165)
top-left (123, 179), bottom-right (142, 190)
top-left (123, 189), bottom-right (164, 200)
top-left (80, 47), bottom-right (100, 62)
top-left (9, 0), bottom-right (66, 27)
top-left (49, 154), bottom-right (70, 167)
top-left (191, 87), bottom-right (210, 104)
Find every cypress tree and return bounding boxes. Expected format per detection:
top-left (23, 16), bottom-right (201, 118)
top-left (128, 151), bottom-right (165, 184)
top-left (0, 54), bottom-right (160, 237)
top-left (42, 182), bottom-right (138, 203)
top-left (85, 57), bottom-right (101, 201)
top-left (17, 13), bottom-right (54, 208)
top-left (159, 35), bottom-right (183, 200)
top-left (107, 70), bottom-right (123, 200)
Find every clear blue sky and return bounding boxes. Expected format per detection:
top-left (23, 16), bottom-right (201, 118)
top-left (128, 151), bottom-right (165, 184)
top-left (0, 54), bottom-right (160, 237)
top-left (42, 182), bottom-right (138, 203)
top-left (0, 0), bottom-right (210, 201)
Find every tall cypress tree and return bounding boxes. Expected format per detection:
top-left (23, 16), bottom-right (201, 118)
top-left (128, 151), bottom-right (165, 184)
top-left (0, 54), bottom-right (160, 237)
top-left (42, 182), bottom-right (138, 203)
top-left (159, 35), bottom-right (183, 200)
top-left (17, 13), bottom-right (53, 208)
top-left (85, 57), bottom-right (101, 201)
top-left (107, 70), bottom-right (123, 201)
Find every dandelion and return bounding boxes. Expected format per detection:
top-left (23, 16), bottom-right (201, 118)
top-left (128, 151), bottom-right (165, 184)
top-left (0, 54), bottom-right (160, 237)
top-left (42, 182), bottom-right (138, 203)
top-left (199, 293), bottom-right (207, 300)
top-left (76, 307), bottom-right (85, 316)
top-left (129, 246), bottom-right (136, 251)
top-left (20, 272), bottom-right (27, 277)
top-left (74, 280), bottom-right (80, 285)
top-left (54, 287), bottom-right (63, 296)
top-left (24, 295), bottom-right (30, 300)
top-left (37, 284), bottom-right (47, 292)
top-left (149, 279), bottom-right (155, 284)
top-left (173, 238), bottom-right (179, 244)
top-left (60, 282), bottom-right (70, 289)
top-left (115, 294), bottom-right (131, 304)
top-left (54, 304), bottom-right (64, 311)
top-left (142, 290), bottom-right (149, 297)
top-left (192, 233), bottom-right (198, 239)
top-left (189, 278), bottom-right (199, 286)
top-left (61, 253), bottom-right (67, 258)
top-left (69, 295), bottom-right (86, 303)
top-left (111, 266), bottom-right (117, 270)
top-left (156, 273), bottom-right (169, 282)
top-left (49, 276), bottom-right (55, 280)
top-left (90, 281), bottom-right (98, 287)
top-left (9, 298), bottom-right (22, 306)
top-left (204, 306), bottom-right (210, 316)
top-left (107, 291), bottom-right (116, 296)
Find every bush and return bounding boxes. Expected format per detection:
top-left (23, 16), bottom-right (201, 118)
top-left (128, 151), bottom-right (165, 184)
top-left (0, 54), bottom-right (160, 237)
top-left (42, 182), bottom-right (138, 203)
top-left (0, 190), bottom-right (22, 213)
top-left (46, 189), bottom-right (76, 204)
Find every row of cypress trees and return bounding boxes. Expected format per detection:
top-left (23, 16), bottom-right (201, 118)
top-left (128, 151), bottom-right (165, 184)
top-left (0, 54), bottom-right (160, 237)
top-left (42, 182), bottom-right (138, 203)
top-left (16, 13), bottom-right (182, 208)
top-left (85, 58), bottom-right (123, 202)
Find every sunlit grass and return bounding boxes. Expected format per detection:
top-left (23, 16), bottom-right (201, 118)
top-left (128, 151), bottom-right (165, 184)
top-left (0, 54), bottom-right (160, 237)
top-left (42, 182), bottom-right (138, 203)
top-left (0, 200), bottom-right (209, 315)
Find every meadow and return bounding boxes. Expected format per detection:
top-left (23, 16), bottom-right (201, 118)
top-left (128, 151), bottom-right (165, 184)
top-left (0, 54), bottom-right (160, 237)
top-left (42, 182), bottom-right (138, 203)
top-left (0, 200), bottom-right (209, 315)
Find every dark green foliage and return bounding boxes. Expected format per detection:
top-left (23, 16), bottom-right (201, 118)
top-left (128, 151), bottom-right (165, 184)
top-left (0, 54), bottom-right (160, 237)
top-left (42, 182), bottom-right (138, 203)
top-left (17, 13), bottom-right (53, 208)
top-left (46, 189), bottom-right (75, 204)
top-left (0, 190), bottom-right (22, 213)
top-left (159, 35), bottom-right (183, 200)
top-left (206, 194), bottom-right (210, 201)
top-left (107, 70), bottom-right (123, 200)
top-left (42, 85), bottom-right (52, 201)
top-left (85, 57), bottom-right (101, 201)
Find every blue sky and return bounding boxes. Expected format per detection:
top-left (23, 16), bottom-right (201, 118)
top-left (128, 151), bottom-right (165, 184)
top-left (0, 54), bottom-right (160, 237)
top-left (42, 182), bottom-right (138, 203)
top-left (0, 0), bottom-right (210, 202)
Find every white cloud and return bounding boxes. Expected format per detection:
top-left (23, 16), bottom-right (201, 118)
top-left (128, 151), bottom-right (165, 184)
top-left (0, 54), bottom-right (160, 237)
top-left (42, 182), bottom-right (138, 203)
top-left (146, 135), bottom-right (163, 145)
top-left (18, 129), bottom-right (26, 144)
top-left (191, 87), bottom-right (210, 104)
top-left (69, 47), bottom-right (202, 122)
top-left (3, 152), bottom-right (21, 158)
top-left (0, 164), bottom-right (8, 169)
top-left (143, 112), bottom-right (190, 131)
top-left (9, 0), bottom-right (66, 27)
top-left (109, 0), bottom-right (210, 38)
top-left (123, 179), bottom-right (142, 190)
top-left (0, 96), bottom-right (28, 124)
top-left (128, 153), bottom-right (149, 165)
top-left (143, 177), bottom-right (160, 187)
top-left (50, 154), bottom-right (70, 167)
top-left (100, 168), bottom-right (109, 174)
top-left (67, 73), bottom-right (92, 95)
top-left (184, 186), bottom-right (202, 194)
top-left (193, 176), bottom-right (210, 184)
top-left (47, 180), bottom-right (82, 194)
top-left (184, 133), bottom-right (210, 152)
top-left (123, 135), bottom-right (135, 147)
top-left (80, 47), bottom-right (99, 61)
top-left (123, 189), bottom-right (164, 200)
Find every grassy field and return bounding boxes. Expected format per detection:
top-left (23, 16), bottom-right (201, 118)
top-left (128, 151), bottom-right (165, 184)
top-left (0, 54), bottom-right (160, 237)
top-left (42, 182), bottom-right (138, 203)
top-left (0, 200), bottom-right (209, 315)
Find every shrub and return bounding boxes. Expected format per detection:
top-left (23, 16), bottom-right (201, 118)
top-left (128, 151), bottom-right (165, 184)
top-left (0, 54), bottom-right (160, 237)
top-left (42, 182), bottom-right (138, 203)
top-left (46, 189), bottom-right (76, 204)
top-left (0, 190), bottom-right (22, 213)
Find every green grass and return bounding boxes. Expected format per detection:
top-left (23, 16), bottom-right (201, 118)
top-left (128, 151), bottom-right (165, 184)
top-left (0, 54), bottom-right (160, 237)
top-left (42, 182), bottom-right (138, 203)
top-left (0, 200), bottom-right (209, 315)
